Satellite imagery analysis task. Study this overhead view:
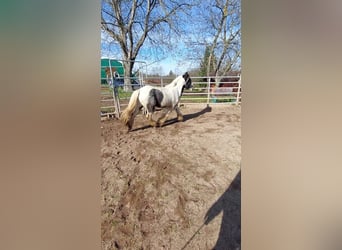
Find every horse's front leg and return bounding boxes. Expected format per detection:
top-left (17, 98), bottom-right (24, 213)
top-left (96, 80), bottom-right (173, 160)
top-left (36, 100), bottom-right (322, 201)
top-left (174, 105), bottom-right (184, 121)
top-left (157, 108), bottom-right (172, 127)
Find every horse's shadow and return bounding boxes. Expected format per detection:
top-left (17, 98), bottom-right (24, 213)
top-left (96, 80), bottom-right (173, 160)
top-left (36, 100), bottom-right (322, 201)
top-left (130, 105), bottom-right (212, 132)
top-left (204, 170), bottom-right (241, 250)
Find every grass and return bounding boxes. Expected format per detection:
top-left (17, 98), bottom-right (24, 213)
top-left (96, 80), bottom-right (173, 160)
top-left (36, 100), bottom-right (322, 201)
top-left (117, 88), bottom-right (132, 99)
top-left (101, 85), bottom-right (133, 99)
top-left (101, 106), bottom-right (115, 111)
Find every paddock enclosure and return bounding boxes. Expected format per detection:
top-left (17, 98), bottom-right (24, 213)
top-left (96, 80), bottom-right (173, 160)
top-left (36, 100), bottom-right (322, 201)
top-left (100, 59), bottom-right (241, 120)
top-left (101, 104), bottom-right (241, 249)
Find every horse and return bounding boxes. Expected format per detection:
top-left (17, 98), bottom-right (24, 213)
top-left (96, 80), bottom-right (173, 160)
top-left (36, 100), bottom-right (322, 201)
top-left (120, 72), bottom-right (192, 131)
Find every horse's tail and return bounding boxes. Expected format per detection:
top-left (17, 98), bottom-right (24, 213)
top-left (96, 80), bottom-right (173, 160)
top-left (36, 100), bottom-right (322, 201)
top-left (120, 89), bottom-right (140, 127)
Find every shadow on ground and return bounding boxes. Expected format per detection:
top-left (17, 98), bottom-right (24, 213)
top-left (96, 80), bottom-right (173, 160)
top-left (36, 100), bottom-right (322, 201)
top-left (131, 105), bottom-right (212, 132)
top-left (165, 105), bottom-right (212, 125)
top-left (204, 170), bottom-right (241, 250)
top-left (181, 170), bottom-right (241, 250)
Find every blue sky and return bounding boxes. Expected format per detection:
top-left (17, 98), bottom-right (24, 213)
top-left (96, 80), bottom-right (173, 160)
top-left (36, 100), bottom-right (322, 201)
top-left (101, 31), bottom-right (193, 75)
top-left (100, 1), bottom-right (206, 75)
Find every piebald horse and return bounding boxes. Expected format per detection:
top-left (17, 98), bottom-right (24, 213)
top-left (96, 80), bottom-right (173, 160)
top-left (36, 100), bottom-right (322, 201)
top-left (120, 72), bottom-right (192, 131)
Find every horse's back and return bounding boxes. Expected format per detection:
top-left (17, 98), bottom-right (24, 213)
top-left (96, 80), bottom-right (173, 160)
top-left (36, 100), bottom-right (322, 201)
top-left (140, 82), bottom-right (183, 109)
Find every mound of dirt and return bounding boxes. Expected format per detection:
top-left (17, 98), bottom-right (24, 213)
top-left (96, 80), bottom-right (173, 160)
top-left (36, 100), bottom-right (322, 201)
top-left (101, 105), bottom-right (241, 250)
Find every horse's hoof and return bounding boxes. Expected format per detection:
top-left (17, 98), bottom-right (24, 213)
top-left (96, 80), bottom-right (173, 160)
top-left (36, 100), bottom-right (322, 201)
top-left (178, 116), bottom-right (184, 122)
top-left (149, 122), bottom-right (157, 127)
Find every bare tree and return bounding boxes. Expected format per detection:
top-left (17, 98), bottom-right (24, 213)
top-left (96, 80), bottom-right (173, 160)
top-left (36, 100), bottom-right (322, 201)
top-left (185, 0), bottom-right (240, 84)
top-left (101, 0), bottom-right (192, 90)
top-left (206, 0), bottom-right (241, 84)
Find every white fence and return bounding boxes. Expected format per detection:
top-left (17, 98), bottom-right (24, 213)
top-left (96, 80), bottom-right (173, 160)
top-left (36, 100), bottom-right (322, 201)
top-left (100, 75), bottom-right (241, 119)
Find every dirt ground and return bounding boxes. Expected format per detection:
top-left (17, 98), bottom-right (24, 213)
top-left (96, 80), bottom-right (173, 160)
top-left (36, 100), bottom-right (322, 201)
top-left (101, 104), bottom-right (241, 250)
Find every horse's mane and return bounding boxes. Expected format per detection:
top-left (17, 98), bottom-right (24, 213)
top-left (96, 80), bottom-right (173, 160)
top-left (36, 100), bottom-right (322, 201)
top-left (166, 75), bottom-right (183, 88)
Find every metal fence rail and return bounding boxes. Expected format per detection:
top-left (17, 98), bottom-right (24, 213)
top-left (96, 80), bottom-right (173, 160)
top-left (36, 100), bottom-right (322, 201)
top-left (101, 74), bottom-right (241, 119)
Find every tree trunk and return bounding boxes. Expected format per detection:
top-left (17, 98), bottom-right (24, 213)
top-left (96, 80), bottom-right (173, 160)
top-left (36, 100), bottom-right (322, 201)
top-left (215, 74), bottom-right (221, 87)
top-left (123, 60), bottom-right (134, 91)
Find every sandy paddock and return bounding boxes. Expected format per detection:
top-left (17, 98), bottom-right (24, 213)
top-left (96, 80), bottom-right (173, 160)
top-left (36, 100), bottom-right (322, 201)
top-left (101, 104), bottom-right (241, 250)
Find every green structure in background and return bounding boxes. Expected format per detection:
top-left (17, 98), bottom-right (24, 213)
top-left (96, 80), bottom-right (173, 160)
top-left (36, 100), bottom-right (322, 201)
top-left (101, 58), bottom-right (125, 84)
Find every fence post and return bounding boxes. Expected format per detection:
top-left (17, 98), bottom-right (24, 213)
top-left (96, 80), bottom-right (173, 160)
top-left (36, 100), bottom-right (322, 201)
top-left (107, 59), bottom-right (121, 117)
top-left (207, 77), bottom-right (211, 105)
top-left (236, 74), bottom-right (241, 104)
top-left (113, 86), bottom-right (121, 118)
top-left (161, 76), bottom-right (163, 87)
top-left (108, 59), bottom-right (114, 81)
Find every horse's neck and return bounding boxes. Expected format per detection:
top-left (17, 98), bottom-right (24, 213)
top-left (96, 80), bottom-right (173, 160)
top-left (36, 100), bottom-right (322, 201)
top-left (167, 77), bottom-right (184, 96)
top-left (166, 76), bottom-right (179, 87)
top-left (176, 82), bottom-right (184, 96)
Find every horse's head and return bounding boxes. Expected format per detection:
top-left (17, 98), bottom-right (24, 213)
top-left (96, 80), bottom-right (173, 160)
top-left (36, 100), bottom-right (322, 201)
top-left (182, 72), bottom-right (192, 89)
top-left (168, 72), bottom-right (192, 95)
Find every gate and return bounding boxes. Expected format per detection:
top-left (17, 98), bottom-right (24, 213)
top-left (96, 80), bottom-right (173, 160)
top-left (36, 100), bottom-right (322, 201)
top-left (100, 58), bottom-right (146, 120)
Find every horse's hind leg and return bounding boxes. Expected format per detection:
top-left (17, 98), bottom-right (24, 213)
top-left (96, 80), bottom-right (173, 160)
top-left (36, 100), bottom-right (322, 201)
top-left (145, 102), bottom-right (158, 127)
top-left (147, 113), bottom-right (158, 127)
top-left (175, 106), bottom-right (184, 121)
top-left (157, 108), bottom-right (172, 127)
